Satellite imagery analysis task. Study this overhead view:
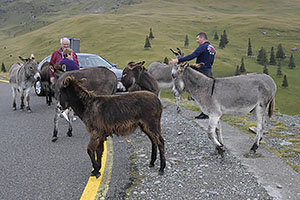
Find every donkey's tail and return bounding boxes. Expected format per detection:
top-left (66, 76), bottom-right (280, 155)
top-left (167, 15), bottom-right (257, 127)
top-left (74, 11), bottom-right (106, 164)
top-left (268, 98), bottom-right (275, 118)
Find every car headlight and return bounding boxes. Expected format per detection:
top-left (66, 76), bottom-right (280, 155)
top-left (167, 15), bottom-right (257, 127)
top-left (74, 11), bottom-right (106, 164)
top-left (117, 81), bottom-right (126, 91)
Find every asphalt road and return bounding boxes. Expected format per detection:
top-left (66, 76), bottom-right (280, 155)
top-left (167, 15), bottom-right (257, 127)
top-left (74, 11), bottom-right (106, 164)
top-left (0, 80), bottom-right (131, 200)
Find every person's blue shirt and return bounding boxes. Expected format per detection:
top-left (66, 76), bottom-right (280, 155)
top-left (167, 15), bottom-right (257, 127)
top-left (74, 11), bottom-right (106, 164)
top-left (178, 41), bottom-right (216, 74)
top-left (59, 58), bottom-right (80, 71)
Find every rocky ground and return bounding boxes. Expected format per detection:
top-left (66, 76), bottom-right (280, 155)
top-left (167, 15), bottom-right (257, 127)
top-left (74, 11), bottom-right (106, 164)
top-left (124, 101), bottom-right (273, 200)
top-left (246, 113), bottom-right (300, 171)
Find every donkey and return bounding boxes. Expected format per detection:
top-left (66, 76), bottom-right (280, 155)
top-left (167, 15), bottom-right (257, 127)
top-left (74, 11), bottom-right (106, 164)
top-left (121, 61), bottom-right (159, 96)
top-left (52, 66), bottom-right (118, 142)
top-left (171, 62), bottom-right (277, 156)
top-left (9, 54), bottom-right (40, 112)
top-left (148, 48), bottom-right (184, 111)
top-left (39, 61), bottom-right (53, 106)
top-left (57, 76), bottom-right (165, 177)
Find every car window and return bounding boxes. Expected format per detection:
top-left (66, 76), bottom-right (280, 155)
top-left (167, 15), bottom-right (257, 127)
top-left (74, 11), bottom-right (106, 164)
top-left (78, 55), bottom-right (111, 68)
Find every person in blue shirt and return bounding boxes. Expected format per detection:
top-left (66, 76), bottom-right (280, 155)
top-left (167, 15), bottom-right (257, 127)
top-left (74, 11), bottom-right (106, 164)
top-left (59, 48), bottom-right (80, 71)
top-left (169, 32), bottom-right (216, 119)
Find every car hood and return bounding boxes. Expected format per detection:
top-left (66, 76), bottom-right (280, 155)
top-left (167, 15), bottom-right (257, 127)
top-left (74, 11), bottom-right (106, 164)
top-left (109, 67), bottom-right (123, 80)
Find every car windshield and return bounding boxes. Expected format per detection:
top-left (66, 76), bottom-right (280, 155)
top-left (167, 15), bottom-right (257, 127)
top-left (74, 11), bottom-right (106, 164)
top-left (79, 55), bottom-right (111, 69)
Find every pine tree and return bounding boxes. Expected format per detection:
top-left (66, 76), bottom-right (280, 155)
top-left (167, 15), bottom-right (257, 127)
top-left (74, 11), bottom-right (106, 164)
top-left (247, 38), bottom-right (253, 56)
top-left (144, 35), bottom-right (151, 49)
top-left (1, 62), bottom-right (6, 72)
top-left (223, 30), bottom-right (229, 45)
top-left (235, 65), bottom-right (241, 76)
top-left (257, 47), bottom-right (268, 65)
top-left (263, 64), bottom-right (269, 75)
top-left (219, 35), bottom-right (226, 49)
top-left (269, 46), bottom-right (276, 65)
top-left (163, 57), bottom-right (169, 64)
top-left (288, 53), bottom-right (296, 69)
top-left (276, 66), bottom-right (283, 77)
top-left (276, 43), bottom-right (285, 60)
top-left (149, 28), bottom-right (154, 39)
top-left (282, 75), bottom-right (288, 88)
top-left (214, 32), bottom-right (219, 41)
top-left (184, 35), bottom-right (189, 48)
top-left (240, 57), bottom-right (246, 73)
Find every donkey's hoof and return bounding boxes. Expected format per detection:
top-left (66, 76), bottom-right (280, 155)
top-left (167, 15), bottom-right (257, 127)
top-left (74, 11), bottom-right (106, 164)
top-left (91, 170), bottom-right (101, 178)
top-left (67, 131), bottom-right (72, 137)
top-left (27, 108), bottom-right (32, 113)
top-left (13, 107), bottom-right (17, 111)
top-left (149, 163), bottom-right (155, 168)
top-left (158, 170), bottom-right (164, 175)
top-left (51, 136), bottom-right (58, 142)
top-left (216, 146), bottom-right (225, 157)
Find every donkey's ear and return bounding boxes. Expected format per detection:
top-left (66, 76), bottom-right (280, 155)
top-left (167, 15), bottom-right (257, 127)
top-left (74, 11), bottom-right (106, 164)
top-left (49, 65), bottom-right (55, 73)
top-left (61, 64), bottom-right (67, 72)
top-left (177, 48), bottom-right (184, 57)
top-left (180, 62), bottom-right (189, 70)
top-left (170, 49), bottom-right (179, 56)
top-left (63, 76), bottom-right (74, 87)
top-left (136, 61), bottom-right (145, 66)
top-left (30, 54), bottom-right (35, 60)
top-left (19, 56), bottom-right (28, 62)
top-left (78, 78), bottom-right (87, 84)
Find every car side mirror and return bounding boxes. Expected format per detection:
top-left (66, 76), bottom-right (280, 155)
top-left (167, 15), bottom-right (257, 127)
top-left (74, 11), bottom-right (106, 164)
top-left (111, 64), bottom-right (117, 68)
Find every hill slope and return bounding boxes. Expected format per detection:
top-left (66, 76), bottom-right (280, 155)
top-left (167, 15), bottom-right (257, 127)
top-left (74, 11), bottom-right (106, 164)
top-left (1, 0), bottom-right (299, 114)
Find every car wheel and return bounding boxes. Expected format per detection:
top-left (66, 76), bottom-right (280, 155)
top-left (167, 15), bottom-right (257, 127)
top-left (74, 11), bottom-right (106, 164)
top-left (34, 80), bottom-right (45, 96)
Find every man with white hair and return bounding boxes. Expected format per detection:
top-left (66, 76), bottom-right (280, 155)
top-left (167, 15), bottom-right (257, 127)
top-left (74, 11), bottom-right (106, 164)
top-left (49, 37), bottom-right (79, 84)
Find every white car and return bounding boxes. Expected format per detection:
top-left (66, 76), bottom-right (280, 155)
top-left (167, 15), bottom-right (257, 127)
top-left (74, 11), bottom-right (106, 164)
top-left (34, 53), bottom-right (126, 96)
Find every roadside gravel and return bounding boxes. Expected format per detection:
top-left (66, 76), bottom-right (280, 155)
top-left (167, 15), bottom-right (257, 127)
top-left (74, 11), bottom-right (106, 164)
top-left (125, 101), bottom-right (272, 200)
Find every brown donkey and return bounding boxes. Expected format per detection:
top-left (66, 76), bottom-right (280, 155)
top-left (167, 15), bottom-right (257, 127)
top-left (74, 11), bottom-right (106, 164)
top-left (57, 76), bottom-right (166, 177)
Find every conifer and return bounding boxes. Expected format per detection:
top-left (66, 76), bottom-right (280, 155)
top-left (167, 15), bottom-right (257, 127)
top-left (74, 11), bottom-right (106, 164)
top-left (240, 57), bottom-right (246, 73)
top-left (1, 62), bottom-right (6, 72)
top-left (276, 66), bottom-right (283, 77)
top-left (149, 28), bottom-right (154, 39)
top-left (288, 53), bottom-right (296, 69)
top-left (163, 57), bottom-right (169, 64)
top-left (257, 47), bottom-right (268, 65)
top-left (269, 46), bottom-right (276, 65)
top-left (263, 64), bottom-right (269, 75)
top-left (276, 43), bottom-right (285, 60)
top-left (184, 35), bottom-right (189, 48)
top-left (235, 65), bottom-right (241, 76)
top-left (214, 32), bottom-right (219, 41)
top-left (282, 75), bottom-right (288, 88)
top-left (247, 38), bottom-right (253, 56)
top-left (144, 35), bottom-right (151, 49)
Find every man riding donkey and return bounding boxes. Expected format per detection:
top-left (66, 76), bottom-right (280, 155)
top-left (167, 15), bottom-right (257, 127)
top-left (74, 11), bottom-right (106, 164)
top-left (169, 32), bottom-right (216, 119)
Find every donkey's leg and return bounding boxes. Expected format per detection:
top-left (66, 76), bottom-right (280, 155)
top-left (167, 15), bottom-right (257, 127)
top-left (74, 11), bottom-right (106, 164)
top-left (208, 116), bottom-right (225, 156)
top-left (88, 132), bottom-right (101, 177)
top-left (20, 88), bottom-right (25, 110)
top-left (250, 105), bottom-right (265, 154)
top-left (66, 108), bottom-right (73, 137)
top-left (95, 138), bottom-right (104, 179)
top-left (176, 95), bottom-right (181, 113)
top-left (215, 121), bottom-right (224, 155)
top-left (24, 87), bottom-right (31, 112)
top-left (140, 122), bottom-right (158, 168)
top-left (157, 134), bottom-right (166, 175)
top-left (12, 87), bottom-right (17, 110)
top-left (216, 121), bottom-right (224, 145)
top-left (52, 105), bottom-right (61, 142)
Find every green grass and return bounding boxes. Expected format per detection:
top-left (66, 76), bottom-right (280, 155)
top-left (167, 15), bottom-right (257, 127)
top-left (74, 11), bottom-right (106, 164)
top-left (0, 0), bottom-right (300, 114)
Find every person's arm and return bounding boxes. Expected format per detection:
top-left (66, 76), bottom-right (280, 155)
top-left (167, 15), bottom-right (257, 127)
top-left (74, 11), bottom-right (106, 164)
top-left (73, 52), bottom-right (79, 66)
top-left (178, 45), bottom-right (204, 63)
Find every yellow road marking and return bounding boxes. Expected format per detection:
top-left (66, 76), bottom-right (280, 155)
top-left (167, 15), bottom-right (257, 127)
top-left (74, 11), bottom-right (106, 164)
top-left (0, 79), bottom-right (9, 83)
top-left (80, 137), bottom-right (113, 200)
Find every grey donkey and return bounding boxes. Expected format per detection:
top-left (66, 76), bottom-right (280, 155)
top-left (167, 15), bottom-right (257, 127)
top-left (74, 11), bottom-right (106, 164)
top-left (148, 48), bottom-right (184, 112)
top-left (171, 62), bottom-right (277, 156)
top-left (9, 54), bottom-right (40, 112)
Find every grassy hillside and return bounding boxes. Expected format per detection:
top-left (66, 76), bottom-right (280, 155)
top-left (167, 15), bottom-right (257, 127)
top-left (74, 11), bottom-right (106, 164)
top-left (1, 0), bottom-right (300, 115)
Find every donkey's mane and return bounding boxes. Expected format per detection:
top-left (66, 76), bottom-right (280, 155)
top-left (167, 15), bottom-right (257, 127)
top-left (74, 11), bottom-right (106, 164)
top-left (187, 64), bottom-right (214, 79)
top-left (68, 77), bottom-right (98, 100)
